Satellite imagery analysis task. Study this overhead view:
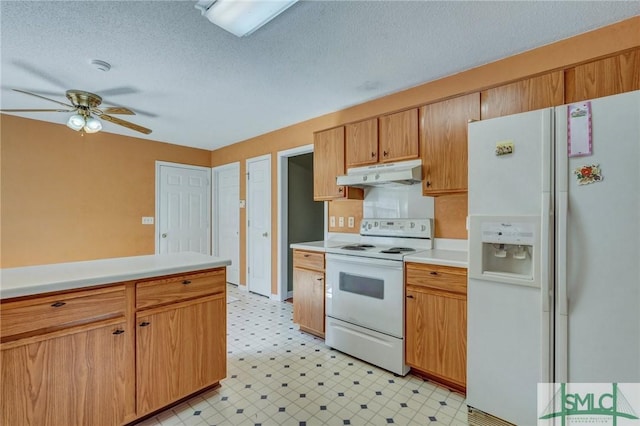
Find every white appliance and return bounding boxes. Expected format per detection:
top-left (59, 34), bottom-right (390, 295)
top-left (325, 218), bottom-right (432, 376)
top-left (466, 90), bottom-right (640, 425)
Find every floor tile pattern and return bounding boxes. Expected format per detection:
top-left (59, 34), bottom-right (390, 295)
top-left (135, 284), bottom-right (468, 425)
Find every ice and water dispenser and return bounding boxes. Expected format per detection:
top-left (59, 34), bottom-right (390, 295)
top-left (469, 216), bottom-right (540, 286)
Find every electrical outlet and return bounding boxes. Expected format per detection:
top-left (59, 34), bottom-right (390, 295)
top-left (348, 216), bottom-right (355, 228)
top-left (330, 216), bottom-right (336, 227)
top-left (142, 216), bottom-right (154, 225)
top-left (338, 217), bottom-right (345, 227)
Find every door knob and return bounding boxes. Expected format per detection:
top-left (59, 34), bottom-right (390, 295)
top-left (162, 233), bottom-right (168, 238)
top-left (262, 232), bottom-right (269, 237)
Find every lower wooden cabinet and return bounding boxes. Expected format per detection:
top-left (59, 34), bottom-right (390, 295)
top-left (292, 249), bottom-right (325, 337)
top-left (136, 294), bottom-right (226, 415)
top-left (1, 318), bottom-right (130, 426)
top-left (1, 267), bottom-right (227, 426)
top-left (405, 262), bottom-right (467, 392)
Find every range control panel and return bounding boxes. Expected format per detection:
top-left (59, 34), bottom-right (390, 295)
top-left (360, 218), bottom-right (432, 239)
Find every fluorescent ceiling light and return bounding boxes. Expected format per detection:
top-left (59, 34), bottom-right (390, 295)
top-left (196, 0), bottom-right (299, 37)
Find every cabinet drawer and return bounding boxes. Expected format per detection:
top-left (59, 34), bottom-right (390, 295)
top-left (1, 285), bottom-right (126, 339)
top-left (136, 269), bottom-right (225, 310)
top-left (293, 250), bottom-right (324, 271)
top-left (405, 263), bottom-right (467, 295)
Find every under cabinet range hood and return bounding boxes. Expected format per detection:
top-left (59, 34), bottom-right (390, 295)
top-left (336, 159), bottom-right (422, 187)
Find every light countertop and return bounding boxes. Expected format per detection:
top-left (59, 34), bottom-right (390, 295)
top-left (404, 249), bottom-right (468, 268)
top-left (1, 252), bottom-right (231, 299)
top-left (290, 241), bottom-right (345, 252)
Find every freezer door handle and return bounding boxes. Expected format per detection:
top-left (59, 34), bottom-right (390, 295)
top-left (541, 192), bottom-right (552, 313)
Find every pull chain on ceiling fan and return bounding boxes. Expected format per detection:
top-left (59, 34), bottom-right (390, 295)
top-left (1, 88), bottom-right (152, 134)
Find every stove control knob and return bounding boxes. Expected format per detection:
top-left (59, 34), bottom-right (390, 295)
top-left (374, 221), bottom-right (378, 227)
top-left (410, 222), bottom-right (415, 228)
top-left (421, 225), bottom-right (426, 231)
top-left (375, 174), bottom-right (380, 180)
top-left (362, 175), bottom-right (368, 181)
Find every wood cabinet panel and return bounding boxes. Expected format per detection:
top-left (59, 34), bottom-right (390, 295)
top-left (136, 269), bottom-right (225, 310)
top-left (292, 268), bottom-right (325, 337)
top-left (379, 108), bottom-right (419, 162)
top-left (405, 289), bottom-right (467, 389)
top-left (136, 294), bottom-right (226, 416)
top-left (313, 127), bottom-right (363, 200)
top-left (1, 285), bottom-right (125, 340)
top-left (480, 71), bottom-right (564, 119)
top-left (434, 193), bottom-right (468, 240)
top-left (2, 318), bottom-right (129, 426)
top-left (346, 118), bottom-right (378, 167)
top-left (406, 262), bottom-right (467, 294)
top-left (421, 93), bottom-right (480, 195)
top-left (565, 50), bottom-right (640, 103)
top-left (293, 250), bottom-right (324, 271)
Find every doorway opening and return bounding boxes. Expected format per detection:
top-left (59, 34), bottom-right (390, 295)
top-left (277, 145), bottom-right (325, 301)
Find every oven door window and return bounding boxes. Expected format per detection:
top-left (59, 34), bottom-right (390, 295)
top-left (339, 272), bottom-right (384, 299)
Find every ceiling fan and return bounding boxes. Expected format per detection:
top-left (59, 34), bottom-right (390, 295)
top-left (1, 88), bottom-right (152, 134)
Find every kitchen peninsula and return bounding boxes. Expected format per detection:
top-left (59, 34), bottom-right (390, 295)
top-left (1, 252), bottom-right (231, 426)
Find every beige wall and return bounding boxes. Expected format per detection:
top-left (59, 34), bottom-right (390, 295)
top-left (1, 115), bottom-right (211, 268)
top-left (210, 17), bottom-right (640, 293)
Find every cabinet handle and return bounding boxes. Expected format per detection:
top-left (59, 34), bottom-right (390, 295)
top-left (406, 295), bottom-right (414, 299)
top-left (338, 187), bottom-right (344, 193)
top-left (112, 329), bottom-right (125, 335)
top-left (182, 280), bottom-right (192, 285)
top-left (371, 152), bottom-right (376, 158)
top-left (425, 181), bottom-right (431, 187)
top-left (429, 271), bottom-right (438, 276)
top-left (316, 277), bottom-right (323, 281)
top-left (383, 150), bottom-right (389, 157)
top-left (139, 321), bottom-right (151, 327)
top-left (303, 254), bottom-right (310, 258)
top-left (51, 301), bottom-right (66, 308)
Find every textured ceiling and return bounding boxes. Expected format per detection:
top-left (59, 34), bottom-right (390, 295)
top-left (1, 1), bottom-right (638, 151)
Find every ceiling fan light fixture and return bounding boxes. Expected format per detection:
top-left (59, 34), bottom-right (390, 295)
top-left (67, 114), bottom-right (85, 131)
top-left (83, 116), bottom-right (102, 133)
top-left (196, 0), bottom-right (298, 37)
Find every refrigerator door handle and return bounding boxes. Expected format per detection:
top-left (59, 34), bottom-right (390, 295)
top-left (556, 190), bottom-right (569, 382)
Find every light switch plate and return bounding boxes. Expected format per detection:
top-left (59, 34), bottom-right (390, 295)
top-left (142, 217), bottom-right (154, 225)
top-left (239, 200), bottom-right (246, 208)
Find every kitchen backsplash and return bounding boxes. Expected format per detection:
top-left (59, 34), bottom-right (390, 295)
top-left (363, 184), bottom-right (434, 219)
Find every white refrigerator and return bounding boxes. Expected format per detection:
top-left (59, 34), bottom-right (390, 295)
top-left (466, 90), bottom-right (640, 425)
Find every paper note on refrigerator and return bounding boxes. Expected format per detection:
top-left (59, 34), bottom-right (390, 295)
top-left (567, 102), bottom-right (592, 157)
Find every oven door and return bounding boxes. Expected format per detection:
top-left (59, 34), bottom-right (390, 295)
top-left (325, 253), bottom-right (404, 338)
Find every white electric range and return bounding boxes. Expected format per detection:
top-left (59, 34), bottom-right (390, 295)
top-left (324, 218), bottom-right (433, 376)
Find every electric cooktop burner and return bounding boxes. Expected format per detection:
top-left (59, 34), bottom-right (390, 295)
top-left (341, 244), bottom-right (375, 251)
top-left (380, 247), bottom-right (416, 254)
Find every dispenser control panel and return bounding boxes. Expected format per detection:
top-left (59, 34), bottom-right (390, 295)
top-left (481, 222), bottom-right (535, 245)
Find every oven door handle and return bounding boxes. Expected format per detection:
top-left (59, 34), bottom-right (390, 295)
top-left (325, 253), bottom-right (403, 269)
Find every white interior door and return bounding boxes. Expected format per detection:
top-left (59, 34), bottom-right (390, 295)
top-left (157, 162), bottom-right (210, 254)
top-left (213, 162), bottom-right (240, 285)
top-left (246, 155), bottom-right (271, 297)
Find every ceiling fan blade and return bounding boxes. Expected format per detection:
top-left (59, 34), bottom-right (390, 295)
top-left (12, 89), bottom-right (74, 108)
top-left (97, 106), bottom-right (136, 115)
top-left (1, 108), bottom-right (75, 112)
top-left (99, 113), bottom-right (152, 135)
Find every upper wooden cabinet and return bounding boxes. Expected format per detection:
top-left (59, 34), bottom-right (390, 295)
top-left (565, 49), bottom-right (640, 104)
top-left (345, 118), bottom-right (378, 167)
top-left (313, 126), bottom-right (363, 201)
top-left (420, 93), bottom-right (480, 195)
top-left (379, 108), bottom-right (419, 162)
top-left (480, 71), bottom-right (564, 120)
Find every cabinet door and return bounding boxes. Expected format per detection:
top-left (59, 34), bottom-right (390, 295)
top-left (421, 93), bottom-right (480, 195)
top-left (313, 127), bottom-right (346, 200)
top-left (379, 108), bottom-right (419, 162)
top-left (405, 289), bottom-right (467, 388)
top-left (293, 267), bottom-right (325, 337)
top-left (2, 319), bottom-right (129, 426)
top-left (480, 71), bottom-right (564, 120)
top-left (346, 118), bottom-right (378, 167)
top-left (136, 294), bottom-right (226, 415)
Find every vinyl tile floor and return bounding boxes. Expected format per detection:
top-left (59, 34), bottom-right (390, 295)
top-left (135, 284), bottom-right (468, 426)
